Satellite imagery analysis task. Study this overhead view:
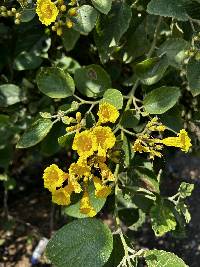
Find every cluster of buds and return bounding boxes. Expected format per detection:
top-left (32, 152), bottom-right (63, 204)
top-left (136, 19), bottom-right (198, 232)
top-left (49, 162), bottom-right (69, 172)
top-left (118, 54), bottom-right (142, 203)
top-left (0, 6), bottom-right (21, 24)
top-left (51, 7), bottom-right (78, 36)
top-left (185, 33), bottom-right (200, 61)
top-left (146, 117), bottom-right (166, 132)
top-left (64, 112), bottom-right (85, 133)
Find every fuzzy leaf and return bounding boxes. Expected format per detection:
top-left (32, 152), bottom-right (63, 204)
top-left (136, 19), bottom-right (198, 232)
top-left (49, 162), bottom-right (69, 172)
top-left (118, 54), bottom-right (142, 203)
top-left (147, 0), bottom-right (189, 21)
top-left (16, 119), bottom-right (53, 148)
top-left (145, 249), bottom-right (188, 267)
top-left (46, 218), bottom-right (113, 267)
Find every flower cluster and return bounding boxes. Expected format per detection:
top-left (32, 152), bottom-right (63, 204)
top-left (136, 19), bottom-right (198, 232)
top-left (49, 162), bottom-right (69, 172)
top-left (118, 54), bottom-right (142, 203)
top-left (43, 102), bottom-right (119, 217)
top-left (36, 0), bottom-right (78, 35)
top-left (133, 117), bottom-right (192, 159)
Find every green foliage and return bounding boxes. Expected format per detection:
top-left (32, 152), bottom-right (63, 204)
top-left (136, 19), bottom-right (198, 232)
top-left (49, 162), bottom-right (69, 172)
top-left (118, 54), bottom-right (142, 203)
top-left (36, 67), bottom-right (75, 98)
top-left (91, 0), bottom-right (112, 15)
top-left (94, 1), bottom-right (132, 62)
top-left (143, 86), bottom-right (181, 114)
top-left (147, 0), bottom-right (189, 21)
top-left (16, 119), bottom-right (53, 148)
top-left (0, 84), bottom-right (22, 107)
top-left (135, 57), bottom-right (168, 85)
top-left (187, 58), bottom-right (200, 96)
top-left (46, 218), bottom-right (113, 267)
top-left (101, 89), bottom-right (123, 109)
top-left (75, 64), bottom-right (111, 97)
top-left (72, 5), bottom-right (99, 34)
top-left (145, 250), bottom-right (188, 267)
top-left (150, 201), bottom-right (177, 236)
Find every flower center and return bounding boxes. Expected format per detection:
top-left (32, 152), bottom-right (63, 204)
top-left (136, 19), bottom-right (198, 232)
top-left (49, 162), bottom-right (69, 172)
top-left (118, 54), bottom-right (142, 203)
top-left (41, 4), bottom-right (53, 19)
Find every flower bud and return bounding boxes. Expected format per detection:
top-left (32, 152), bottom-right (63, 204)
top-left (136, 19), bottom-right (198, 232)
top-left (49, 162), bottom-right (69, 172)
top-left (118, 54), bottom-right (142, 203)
top-left (66, 19), bottom-right (73, 28)
top-left (56, 27), bottom-right (63, 36)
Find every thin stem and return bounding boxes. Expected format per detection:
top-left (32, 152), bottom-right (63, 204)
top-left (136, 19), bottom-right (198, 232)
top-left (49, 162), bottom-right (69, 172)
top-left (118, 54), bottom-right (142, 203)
top-left (50, 203), bottom-right (55, 236)
top-left (114, 164), bottom-right (120, 228)
top-left (74, 94), bottom-right (99, 105)
top-left (147, 16), bottom-right (162, 58)
top-left (119, 126), bottom-right (136, 137)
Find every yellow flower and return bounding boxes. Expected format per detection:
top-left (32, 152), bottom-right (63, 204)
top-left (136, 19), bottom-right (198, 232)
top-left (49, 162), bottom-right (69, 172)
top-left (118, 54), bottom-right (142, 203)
top-left (80, 190), bottom-right (96, 217)
top-left (99, 162), bottom-right (115, 182)
top-left (72, 130), bottom-right (97, 158)
top-left (36, 0), bottom-right (59, 26)
top-left (93, 176), bottom-right (112, 198)
top-left (52, 185), bottom-right (73, 205)
top-left (69, 161), bottom-right (91, 178)
top-left (43, 164), bottom-right (68, 192)
top-left (92, 126), bottom-right (116, 157)
top-left (162, 129), bottom-right (192, 152)
top-left (97, 102), bottom-right (119, 124)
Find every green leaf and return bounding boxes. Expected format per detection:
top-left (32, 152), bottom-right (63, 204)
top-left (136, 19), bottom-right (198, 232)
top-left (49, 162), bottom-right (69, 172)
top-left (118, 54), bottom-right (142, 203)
top-left (120, 110), bottom-right (140, 129)
top-left (46, 218), bottom-right (113, 267)
top-left (134, 168), bottom-right (160, 194)
top-left (176, 202), bottom-right (191, 224)
top-left (150, 201), bottom-right (177, 236)
top-left (101, 89), bottom-right (123, 109)
top-left (75, 64), bottom-right (111, 98)
top-left (135, 57), bottom-right (168, 85)
top-left (0, 84), bottom-right (22, 107)
top-left (0, 146), bottom-right (13, 169)
top-left (62, 28), bottom-right (80, 52)
top-left (143, 86), bottom-right (181, 114)
top-left (16, 119), bottom-right (53, 148)
top-left (41, 124), bottom-right (65, 156)
top-left (147, 0), bottom-right (189, 21)
top-left (36, 67), bottom-right (75, 98)
top-left (187, 58), bottom-right (200, 96)
top-left (55, 56), bottom-right (81, 74)
top-left (91, 0), bottom-right (112, 14)
top-left (64, 183), bottom-right (106, 218)
top-left (122, 135), bottom-right (134, 168)
top-left (103, 234), bottom-right (124, 267)
top-left (94, 2), bottom-right (132, 63)
top-left (145, 249), bottom-right (188, 267)
top-left (159, 106), bottom-right (183, 133)
top-left (20, 8), bottom-right (35, 22)
top-left (178, 182), bottom-right (194, 198)
top-left (14, 51), bottom-right (42, 71)
top-left (72, 5), bottom-right (99, 34)
top-left (157, 38), bottom-right (189, 68)
top-left (58, 132), bottom-right (75, 150)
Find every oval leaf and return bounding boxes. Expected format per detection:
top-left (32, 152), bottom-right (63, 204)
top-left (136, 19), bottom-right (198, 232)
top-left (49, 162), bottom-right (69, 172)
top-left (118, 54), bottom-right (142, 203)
top-left (101, 89), bottom-right (123, 109)
top-left (135, 57), bottom-right (168, 85)
top-left (73, 5), bottom-right (99, 34)
top-left (0, 84), bottom-right (22, 107)
top-left (36, 67), bottom-right (75, 98)
top-left (75, 64), bottom-right (111, 98)
top-left (16, 118), bottom-right (53, 148)
top-left (145, 249), bottom-right (188, 267)
top-left (143, 86), bottom-right (181, 114)
top-left (46, 218), bottom-right (113, 267)
top-left (147, 0), bottom-right (189, 21)
top-left (187, 58), bottom-right (200, 97)
top-left (91, 0), bottom-right (112, 14)
top-left (14, 51), bottom-right (42, 71)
